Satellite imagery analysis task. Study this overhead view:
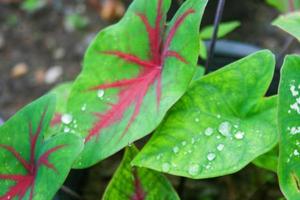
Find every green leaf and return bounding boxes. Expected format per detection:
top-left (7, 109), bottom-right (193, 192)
top-left (252, 147), bottom-right (278, 173)
top-left (67, 0), bottom-right (208, 168)
top-left (273, 12), bottom-right (300, 42)
top-left (199, 21), bottom-right (240, 40)
top-left (191, 65), bottom-right (205, 83)
top-left (47, 82), bottom-right (73, 138)
top-left (278, 55), bottom-right (300, 199)
top-left (0, 95), bottom-right (83, 200)
top-left (132, 50), bottom-right (278, 179)
top-left (266, 0), bottom-right (300, 13)
top-left (103, 146), bottom-right (179, 200)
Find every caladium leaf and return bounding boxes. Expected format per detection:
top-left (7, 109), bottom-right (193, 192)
top-left (103, 146), bottom-right (179, 200)
top-left (278, 55), bottom-right (300, 199)
top-left (67, 0), bottom-right (208, 168)
top-left (273, 12), bottom-right (300, 42)
top-left (0, 95), bottom-right (83, 200)
top-left (132, 50), bottom-right (278, 179)
top-left (266, 0), bottom-right (300, 13)
top-left (48, 82), bottom-right (73, 138)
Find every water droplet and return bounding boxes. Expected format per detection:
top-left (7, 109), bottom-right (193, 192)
top-left (217, 114), bottom-right (221, 119)
top-left (195, 118), bottom-right (200, 122)
top-left (218, 121), bottom-right (232, 137)
top-left (188, 164), bottom-right (199, 175)
top-left (173, 146), bottom-right (179, 154)
top-left (217, 144), bottom-right (224, 151)
top-left (97, 89), bottom-right (105, 98)
top-left (294, 149), bottom-right (300, 156)
top-left (182, 141), bottom-right (187, 146)
top-left (162, 163), bottom-right (170, 172)
top-left (290, 84), bottom-right (299, 97)
top-left (156, 154), bottom-right (162, 160)
top-left (81, 104), bottom-right (87, 111)
top-left (234, 131), bottom-right (245, 140)
top-left (207, 152), bottom-right (216, 161)
top-left (205, 127), bottom-right (213, 136)
top-left (191, 138), bottom-right (195, 144)
top-left (61, 114), bottom-right (73, 124)
top-left (64, 127), bottom-right (70, 133)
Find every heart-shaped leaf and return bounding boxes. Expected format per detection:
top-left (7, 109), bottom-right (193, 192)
top-left (132, 50), bottom-right (278, 179)
top-left (103, 146), bottom-right (179, 200)
top-left (273, 12), bottom-right (300, 42)
top-left (0, 95), bottom-right (83, 200)
top-left (66, 0), bottom-right (208, 168)
top-left (278, 55), bottom-right (300, 199)
top-left (252, 147), bottom-right (278, 173)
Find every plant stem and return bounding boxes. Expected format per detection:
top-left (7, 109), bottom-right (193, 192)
top-left (60, 185), bottom-right (82, 200)
top-left (205, 0), bottom-right (226, 72)
top-left (277, 36), bottom-right (295, 70)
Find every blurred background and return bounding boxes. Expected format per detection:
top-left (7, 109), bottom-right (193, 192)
top-left (0, 0), bottom-right (299, 199)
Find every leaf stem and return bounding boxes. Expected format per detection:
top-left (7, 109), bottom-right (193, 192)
top-left (205, 0), bottom-right (226, 72)
top-left (60, 185), bottom-right (82, 200)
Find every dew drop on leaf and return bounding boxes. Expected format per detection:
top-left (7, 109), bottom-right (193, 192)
top-left (217, 144), bottom-right (224, 151)
top-left (294, 149), bottom-right (300, 156)
top-left (61, 113), bottom-right (73, 124)
top-left (234, 131), bottom-right (245, 140)
top-left (218, 121), bottom-right (232, 137)
top-left (162, 163), bottom-right (170, 172)
top-left (188, 164), bottom-right (199, 176)
top-left (81, 104), bottom-right (87, 111)
top-left (182, 141), bottom-right (187, 146)
top-left (204, 127), bottom-right (213, 136)
top-left (173, 146), bottom-right (179, 154)
top-left (97, 89), bottom-right (105, 98)
top-left (207, 152), bottom-right (216, 161)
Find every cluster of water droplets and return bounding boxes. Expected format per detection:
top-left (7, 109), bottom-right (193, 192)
top-left (286, 81), bottom-right (300, 163)
top-left (288, 80), bottom-right (300, 114)
top-left (61, 113), bottom-right (78, 134)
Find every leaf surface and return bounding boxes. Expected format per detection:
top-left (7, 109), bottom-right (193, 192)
top-left (133, 50), bottom-right (278, 179)
top-left (103, 146), bottom-right (179, 200)
top-left (67, 0), bottom-right (208, 168)
top-left (273, 12), bottom-right (300, 41)
top-left (0, 95), bottom-right (83, 200)
top-left (278, 55), bottom-right (300, 199)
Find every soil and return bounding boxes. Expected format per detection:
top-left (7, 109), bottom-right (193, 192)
top-left (0, 0), bottom-right (299, 199)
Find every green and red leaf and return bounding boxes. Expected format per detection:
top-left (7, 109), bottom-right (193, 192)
top-left (102, 146), bottom-right (179, 200)
top-left (67, 0), bottom-right (208, 168)
top-left (0, 95), bottom-right (83, 200)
